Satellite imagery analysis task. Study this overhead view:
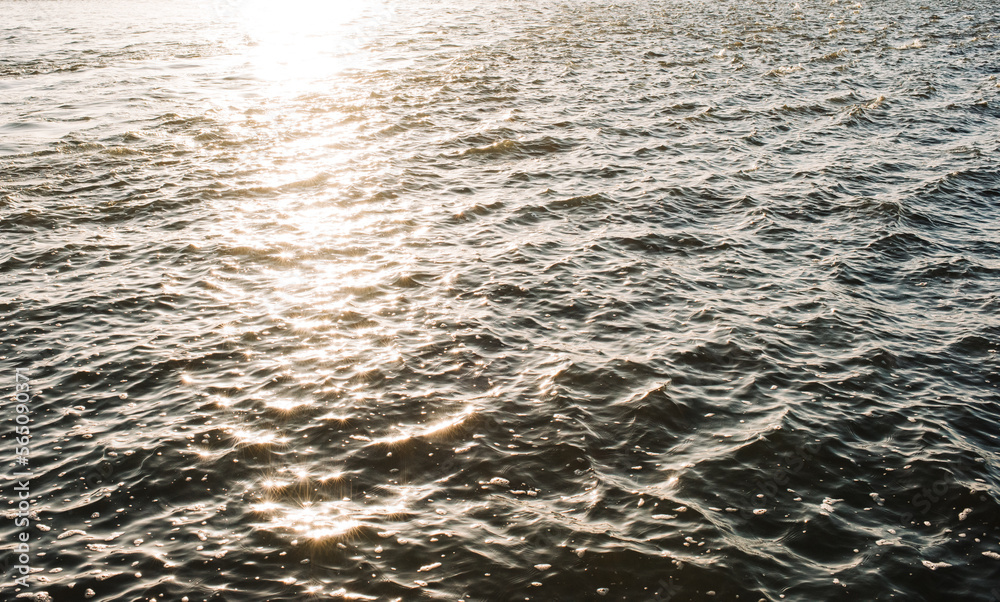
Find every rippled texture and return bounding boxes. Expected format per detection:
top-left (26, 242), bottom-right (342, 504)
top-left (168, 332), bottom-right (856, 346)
top-left (2, 0), bottom-right (1000, 599)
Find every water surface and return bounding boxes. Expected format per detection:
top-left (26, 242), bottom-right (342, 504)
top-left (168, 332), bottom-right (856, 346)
top-left (2, 0), bottom-right (1000, 599)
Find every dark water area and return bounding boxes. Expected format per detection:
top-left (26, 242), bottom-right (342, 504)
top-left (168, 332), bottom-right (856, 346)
top-left (2, 0), bottom-right (1000, 600)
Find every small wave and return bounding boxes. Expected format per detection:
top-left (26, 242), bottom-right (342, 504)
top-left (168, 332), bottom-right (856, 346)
top-left (865, 231), bottom-right (936, 259)
top-left (611, 232), bottom-right (725, 255)
top-left (765, 64), bottom-right (804, 77)
top-left (813, 48), bottom-right (850, 62)
top-left (895, 38), bottom-right (924, 50)
top-left (456, 135), bottom-right (575, 158)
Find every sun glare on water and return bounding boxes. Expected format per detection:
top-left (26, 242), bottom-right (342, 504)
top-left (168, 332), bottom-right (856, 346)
top-left (234, 0), bottom-right (391, 83)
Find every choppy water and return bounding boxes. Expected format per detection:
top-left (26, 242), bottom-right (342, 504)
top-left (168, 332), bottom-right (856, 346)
top-left (2, 0), bottom-right (1000, 599)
